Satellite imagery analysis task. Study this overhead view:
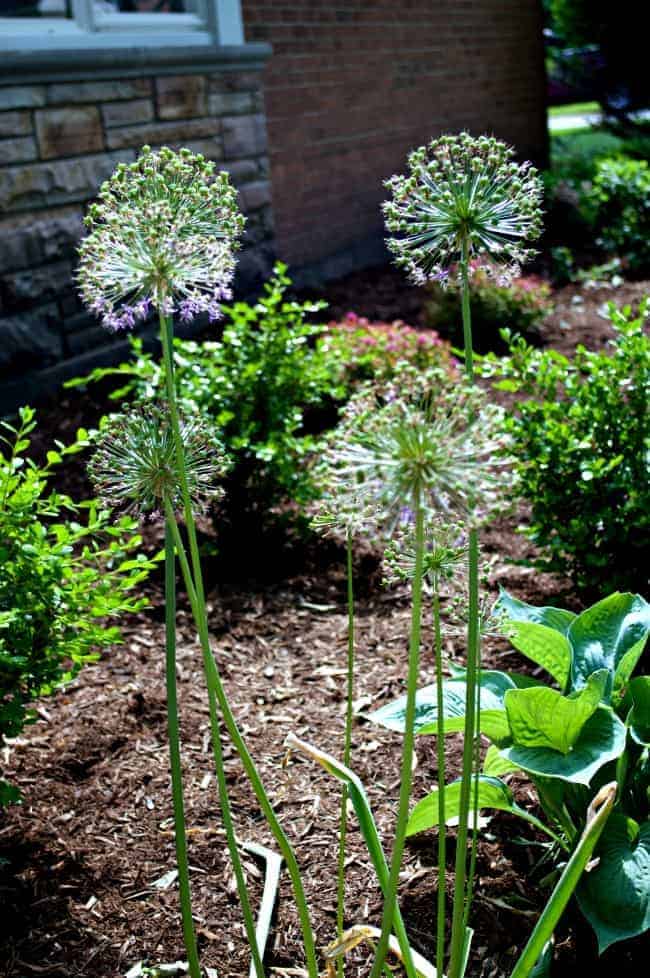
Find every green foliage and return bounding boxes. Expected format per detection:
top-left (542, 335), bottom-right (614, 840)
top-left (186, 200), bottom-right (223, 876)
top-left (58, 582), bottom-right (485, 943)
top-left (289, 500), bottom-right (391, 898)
top-left (581, 156), bottom-right (650, 272)
top-left (482, 300), bottom-right (650, 593)
top-left (549, 130), bottom-right (625, 186)
top-left (317, 313), bottom-right (454, 392)
top-left (0, 407), bottom-right (155, 803)
top-left (424, 265), bottom-right (552, 353)
top-left (370, 587), bottom-right (650, 950)
top-left (72, 264), bottom-right (341, 521)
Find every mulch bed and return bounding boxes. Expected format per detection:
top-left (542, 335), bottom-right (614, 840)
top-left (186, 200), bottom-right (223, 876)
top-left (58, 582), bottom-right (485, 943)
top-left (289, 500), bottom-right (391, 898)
top-left (1, 270), bottom-right (648, 978)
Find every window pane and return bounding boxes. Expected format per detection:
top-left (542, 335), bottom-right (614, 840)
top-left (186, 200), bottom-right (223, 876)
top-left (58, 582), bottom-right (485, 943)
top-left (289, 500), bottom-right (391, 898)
top-left (96, 0), bottom-right (197, 11)
top-left (0, 0), bottom-right (72, 15)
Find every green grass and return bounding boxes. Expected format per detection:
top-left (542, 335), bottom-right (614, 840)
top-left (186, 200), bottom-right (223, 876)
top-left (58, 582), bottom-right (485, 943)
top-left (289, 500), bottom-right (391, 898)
top-left (549, 101), bottom-right (600, 118)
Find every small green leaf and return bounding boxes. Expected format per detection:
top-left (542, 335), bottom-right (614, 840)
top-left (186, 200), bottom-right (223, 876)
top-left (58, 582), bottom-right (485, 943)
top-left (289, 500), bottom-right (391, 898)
top-left (501, 708), bottom-right (626, 786)
top-left (504, 672), bottom-right (608, 754)
top-left (577, 814), bottom-right (650, 952)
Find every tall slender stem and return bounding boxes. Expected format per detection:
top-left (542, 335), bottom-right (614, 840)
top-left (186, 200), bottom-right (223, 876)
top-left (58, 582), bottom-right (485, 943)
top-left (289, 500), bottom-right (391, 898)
top-left (164, 506), bottom-right (318, 978)
top-left (433, 586), bottom-right (447, 977)
top-left (164, 519), bottom-right (202, 978)
top-left (448, 237), bottom-right (481, 978)
top-left (156, 314), bottom-right (319, 975)
top-left (369, 499), bottom-right (425, 978)
top-left (336, 530), bottom-right (356, 978)
top-left (159, 315), bottom-right (265, 978)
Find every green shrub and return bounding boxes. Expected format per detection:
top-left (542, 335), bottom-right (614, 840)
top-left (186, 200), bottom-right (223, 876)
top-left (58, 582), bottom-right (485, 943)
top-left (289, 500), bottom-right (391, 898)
top-left (74, 264), bottom-right (342, 524)
top-left (581, 156), bottom-right (650, 272)
top-left (0, 408), bottom-right (155, 805)
top-left (318, 313), bottom-right (455, 391)
top-left (483, 300), bottom-right (649, 593)
top-left (549, 129), bottom-right (625, 187)
top-left (424, 263), bottom-right (552, 352)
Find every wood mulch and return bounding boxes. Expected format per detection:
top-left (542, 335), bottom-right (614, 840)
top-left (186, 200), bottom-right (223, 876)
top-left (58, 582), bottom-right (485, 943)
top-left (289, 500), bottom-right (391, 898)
top-left (1, 271), bottom-right (648, 978)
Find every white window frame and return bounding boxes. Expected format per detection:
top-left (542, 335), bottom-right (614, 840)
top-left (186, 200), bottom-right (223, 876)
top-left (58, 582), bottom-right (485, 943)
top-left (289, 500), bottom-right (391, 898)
top-left (0, 0), bottom-right (245, 51)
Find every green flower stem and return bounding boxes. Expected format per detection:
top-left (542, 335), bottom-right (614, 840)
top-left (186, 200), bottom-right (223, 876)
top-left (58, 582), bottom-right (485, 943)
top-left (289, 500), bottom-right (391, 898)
top-left (164, 508), bottom-right (318, 978)
top-left (432, 587), bottom-right (447, 977)
top-left (164, 518), bottom-right (202, 978)
top-left (154, 320), bottom-right (319, 978)
top-left (158, 315), bottom-right (267, 978)
top-left (510, 783), bottom-right (616, 978)
top-left (369, 499), bottom-right (425, 978)
top-left (460, 238), bottom-right (474, 383)
top-left (448, 238), bottom-right (481, 978)
top-left (336, 529), bottom-right (356, 978)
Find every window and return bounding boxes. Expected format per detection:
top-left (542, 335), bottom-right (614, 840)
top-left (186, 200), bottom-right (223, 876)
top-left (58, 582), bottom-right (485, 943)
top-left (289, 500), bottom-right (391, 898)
top-left (0, 0), bottom-right (246, 55)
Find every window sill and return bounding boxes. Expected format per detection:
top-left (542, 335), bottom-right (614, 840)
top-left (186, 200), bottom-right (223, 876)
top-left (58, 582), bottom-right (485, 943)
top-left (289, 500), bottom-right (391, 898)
top-left (0, 30), bottom-right (272, 83)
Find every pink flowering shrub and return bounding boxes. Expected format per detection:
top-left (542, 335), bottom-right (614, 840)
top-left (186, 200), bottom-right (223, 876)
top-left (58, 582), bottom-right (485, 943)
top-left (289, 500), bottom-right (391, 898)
top-left (319, 313), bottom-right (455, 391)
top-left (425, 262), bottom-right (552, 352)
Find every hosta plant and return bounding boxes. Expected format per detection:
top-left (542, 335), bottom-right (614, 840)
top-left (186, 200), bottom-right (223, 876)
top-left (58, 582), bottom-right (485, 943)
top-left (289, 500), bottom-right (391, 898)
top-left (370, 588), bottom-right (650, 953)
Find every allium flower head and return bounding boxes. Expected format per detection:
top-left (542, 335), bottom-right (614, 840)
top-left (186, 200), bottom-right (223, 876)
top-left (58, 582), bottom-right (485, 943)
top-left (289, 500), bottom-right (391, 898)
top-left (78, 146), bottom-right (245, 331)
top-left (317, 367), bottom-right (509, 531)
top-left (89, 405), bottom-right (229, 516)
top-left (384, 517), bottom-right (468, 590)
top-left (383, 133), bottom-right (543, 285)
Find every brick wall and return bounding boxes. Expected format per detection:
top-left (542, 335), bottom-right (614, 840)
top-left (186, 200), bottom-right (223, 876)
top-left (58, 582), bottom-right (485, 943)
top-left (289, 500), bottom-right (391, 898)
top-left (0, 68), bottom-right (273, 409)
top-left (241, 0), bottom-right (547, 277)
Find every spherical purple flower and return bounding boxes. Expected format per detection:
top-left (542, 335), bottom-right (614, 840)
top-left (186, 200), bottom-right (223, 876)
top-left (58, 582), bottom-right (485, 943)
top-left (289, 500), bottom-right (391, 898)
top-left (78, 146), bottom-right (245, 332)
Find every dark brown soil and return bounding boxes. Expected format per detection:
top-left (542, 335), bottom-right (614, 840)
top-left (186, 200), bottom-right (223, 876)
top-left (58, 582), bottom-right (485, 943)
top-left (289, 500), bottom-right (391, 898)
top-left (1, 272), bottom-right (648, 978)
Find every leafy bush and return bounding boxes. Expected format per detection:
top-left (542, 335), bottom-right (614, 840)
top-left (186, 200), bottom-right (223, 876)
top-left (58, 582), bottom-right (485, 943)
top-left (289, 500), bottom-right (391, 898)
top-left (549, 129), bottom-right (625, 187)
top-left (0, 408), bottom-right (154, 805)
top-left (483, 300), bottom-right (649, 594)
top-left (371, 588), bottom-right (650, 952)
top-left (74, 264), bottom-right (341, 523)
top-left (581, 156), bottom-right (650, 272)
top-left (424, 263), bottom-right (552, 352)
top-left (318, 313), bottom-right (455, 391)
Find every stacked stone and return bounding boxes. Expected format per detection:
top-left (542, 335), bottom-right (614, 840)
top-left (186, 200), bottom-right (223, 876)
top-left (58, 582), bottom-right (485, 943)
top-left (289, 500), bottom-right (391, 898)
top-left (0, 71), bottom-right (274, 411)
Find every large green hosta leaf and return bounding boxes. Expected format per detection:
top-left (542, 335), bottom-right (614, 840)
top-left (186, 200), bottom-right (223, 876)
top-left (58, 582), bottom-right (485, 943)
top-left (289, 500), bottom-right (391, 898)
top-left (369, 670), bottom-right (519, 736)
top-left (500, 707), bottom-right (626, 787)
top-left (494, 590), bottom-right (577, 690)
top-left (494, 589), bottom-right (577, 634)
top-left (504, 671), bottom-right (608, 755)
top-left (577, 814), bottom-right (650, 952)
top-left (406, 775), bottom-right (556, 842)
top-left (568, 592), bottom-right (650, 700)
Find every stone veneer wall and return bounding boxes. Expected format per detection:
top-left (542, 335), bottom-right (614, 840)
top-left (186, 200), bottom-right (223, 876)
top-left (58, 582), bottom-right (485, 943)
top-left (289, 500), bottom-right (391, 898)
top-left (0, 66), bottom-right (274, 413)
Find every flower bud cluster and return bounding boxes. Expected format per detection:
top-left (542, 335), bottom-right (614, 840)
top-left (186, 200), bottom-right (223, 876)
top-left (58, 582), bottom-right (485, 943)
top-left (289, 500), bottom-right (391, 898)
top-left (383, 133), bottom-right (543, 285)
top-left (384, 516), bottom-right (468, 591)
top-left (89, 404), bottom-right (230, 517)
top-left (78, 146), bottom-right (245, 331)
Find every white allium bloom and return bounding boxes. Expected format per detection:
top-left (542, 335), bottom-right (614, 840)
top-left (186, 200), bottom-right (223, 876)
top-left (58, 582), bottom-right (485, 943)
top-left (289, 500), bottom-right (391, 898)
top-left (383, 132), bottom-right (543, 285)
top-left (314, 368), bottom-right (510, 534)
top-left (78, 146), bottom-right (245, 331)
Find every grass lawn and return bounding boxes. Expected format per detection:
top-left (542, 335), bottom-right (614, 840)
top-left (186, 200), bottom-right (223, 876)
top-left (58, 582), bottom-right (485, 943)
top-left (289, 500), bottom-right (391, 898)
top-left (548, 101), bottom-right (600, 117)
